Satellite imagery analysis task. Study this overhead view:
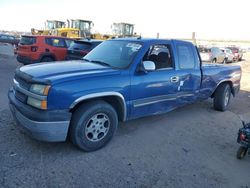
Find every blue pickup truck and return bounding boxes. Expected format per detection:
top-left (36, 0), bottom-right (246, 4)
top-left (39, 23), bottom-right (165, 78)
top-left (8, 38), bottom-right (241, 151)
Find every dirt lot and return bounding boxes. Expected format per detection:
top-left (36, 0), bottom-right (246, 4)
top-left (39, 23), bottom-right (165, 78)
top-left (0, 44), bottom-right (250, 188)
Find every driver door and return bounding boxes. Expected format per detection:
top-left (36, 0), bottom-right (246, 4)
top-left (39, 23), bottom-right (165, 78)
top-left (130, 43), bottom-right (180, 119)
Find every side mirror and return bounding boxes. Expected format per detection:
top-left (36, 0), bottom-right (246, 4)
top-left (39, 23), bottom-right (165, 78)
top-left (142, 61), bottom-right (155, 72)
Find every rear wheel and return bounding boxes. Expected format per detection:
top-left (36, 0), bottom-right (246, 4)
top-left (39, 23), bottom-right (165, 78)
top-left (41, 56), bottom-right (54, 62)
top-left (213, 83), bottom-right (231, 111)
top-left (236, 146), bottom-right (248, 159)
top-left (70, 100), bottom-right (118, 152)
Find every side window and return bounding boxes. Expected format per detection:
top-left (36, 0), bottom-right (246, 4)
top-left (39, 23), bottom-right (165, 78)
top-left (215, 48), bottom-right (221, 54)
top-left (52, 38), bottom-right (65, 47)
top-left (65, 39), bottom-right (73, 47)
top-left (177, 44), bottom-right (195, 69)
top-left (143, 44), bottom-right (173, 70)
top-left (0, 35), bottom-right (8, 39)
top-left (46, 38), bottom-right (65, 47)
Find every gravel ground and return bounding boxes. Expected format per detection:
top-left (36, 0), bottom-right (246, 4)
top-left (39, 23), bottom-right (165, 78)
top-left (0, 44), bottom-right (250, 188)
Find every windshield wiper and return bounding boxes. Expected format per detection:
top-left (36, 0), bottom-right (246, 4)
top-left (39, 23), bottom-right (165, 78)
top-left (82, 58), bottom-right (90, 62)
top-left (90, 60), bottom-right (112, 67)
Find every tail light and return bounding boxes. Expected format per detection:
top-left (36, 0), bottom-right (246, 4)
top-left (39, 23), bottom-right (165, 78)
top-left (80, 50), bottom-right (89, 56)
top-left (31, 46), bottom-right (38, 52)
top-left (240, 133), bottom-right (246, 141)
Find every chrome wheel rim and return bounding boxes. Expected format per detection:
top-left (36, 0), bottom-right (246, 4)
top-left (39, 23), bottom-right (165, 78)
top-left (85, 113), bottom-right (110, 142)
top-left (224, 89), bottom-right (230, 106)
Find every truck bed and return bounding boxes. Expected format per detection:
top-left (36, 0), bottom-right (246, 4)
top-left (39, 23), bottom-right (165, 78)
top-left (199, 63), bottom-right (241, 99)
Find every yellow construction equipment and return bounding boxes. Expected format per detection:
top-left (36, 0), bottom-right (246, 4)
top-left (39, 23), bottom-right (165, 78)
top-left (31, 20), bottom-right (65, 35)
top-left (111, 22), bottom-right (136, 38)
top-left (31, 20), bottom-right (137, 39)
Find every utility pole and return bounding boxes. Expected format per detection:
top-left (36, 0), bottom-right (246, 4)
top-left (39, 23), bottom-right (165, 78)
top-left (192, 32), bottom-right (197, 45)
top-left (156, 32), bottom-right (159, 39)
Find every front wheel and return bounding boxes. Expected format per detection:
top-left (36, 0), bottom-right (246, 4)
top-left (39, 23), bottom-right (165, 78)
top-left (212, 58), bottom-right (217, 63)
top-left (213, 83), bottom-right (231, 111)
top-left (70, 100), bottom-right (118, 152)
top-left (236, 146), bottom-right (248, 159)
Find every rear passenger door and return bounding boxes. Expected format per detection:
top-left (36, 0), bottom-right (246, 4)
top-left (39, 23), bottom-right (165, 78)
top-left (174, 41), bottom-right (202, 104)
top-left (46, 38), bottom-right (68, 61)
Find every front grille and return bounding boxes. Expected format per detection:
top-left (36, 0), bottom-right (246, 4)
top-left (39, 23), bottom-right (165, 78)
top-left (13, 74), bottom-right (31, 104)
top-left (15, 90), bottom-right (27, 103)
top-left (14, 75), bottom-right (31, 90)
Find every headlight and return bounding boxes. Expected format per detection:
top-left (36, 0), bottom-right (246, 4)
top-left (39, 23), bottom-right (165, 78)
top-left (30, 84), bottom-right (50, 95)
top-left (27, 97), bottom-right (47, 110)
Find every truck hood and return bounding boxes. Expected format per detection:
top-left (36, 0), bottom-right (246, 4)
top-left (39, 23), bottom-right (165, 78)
top-left (18, 60), bottom-right (121, 84)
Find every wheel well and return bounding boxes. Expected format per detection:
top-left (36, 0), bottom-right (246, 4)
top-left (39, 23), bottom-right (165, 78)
top-left (40, 55), bottom-right (55, 62)
top-left (211, 81), bottom-right (234, 98)
top-left (70, 96), bottom-right (125, 122)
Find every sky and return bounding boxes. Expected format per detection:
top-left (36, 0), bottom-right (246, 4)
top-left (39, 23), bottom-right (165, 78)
top-left (0, 0), bottom-right (250, 40)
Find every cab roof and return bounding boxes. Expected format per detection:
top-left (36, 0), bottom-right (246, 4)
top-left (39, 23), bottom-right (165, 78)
top-left (110, 37), bottom-right (193, 45)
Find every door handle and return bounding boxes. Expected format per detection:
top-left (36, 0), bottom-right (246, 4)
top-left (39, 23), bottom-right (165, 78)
top-left (170, 76), bottom-right (179, 83)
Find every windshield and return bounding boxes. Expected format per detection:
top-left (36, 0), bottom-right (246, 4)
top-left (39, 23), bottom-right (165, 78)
top-left (112, 24), bottom-right (134, 36)
top-left (72, 21), bottom-right (90, 31)
top-left (46, 21), bottom-right (64, 29)
top-left (83, 40), bottom-right (142, 69)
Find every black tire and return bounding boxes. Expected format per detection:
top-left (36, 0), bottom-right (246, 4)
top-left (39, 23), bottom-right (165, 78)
top-left (212, 58), bottom-right (217, 63)
top-left (236, 146), bottom-right (248, 159)
top-left (41, 56), bottom-right (54, 62)
top-left (222, 58), bottom-right (227, 64)
top-left (213, 83), bottom-right (231, 111)
top-left (70, 100), bottom-right (118, 152)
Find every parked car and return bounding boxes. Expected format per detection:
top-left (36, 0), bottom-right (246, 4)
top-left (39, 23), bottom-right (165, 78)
top-left (227, 47), bottom-right (243, 61)
top-left (9, 38), bottom-right (241, 151)
top-left (199, 47), bottom-right (226, 64)
top-left (66, 39), bottom-right (103, 60)
top-left (16, 35), bottom-right (74, 65)
top-left (220, 48), bottom-right (235, 63)
top-left (0, 34), bottom-right (20, 46)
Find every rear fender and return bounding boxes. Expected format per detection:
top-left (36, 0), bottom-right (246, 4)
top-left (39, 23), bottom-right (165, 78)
top-left (211, 80), bottom-right (234, 98)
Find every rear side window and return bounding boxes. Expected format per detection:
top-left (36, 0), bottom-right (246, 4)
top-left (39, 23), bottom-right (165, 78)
top-left (20, 36), bottom-right (36, 45)
top-left (177, 44), bottom-right (195, 69)
top-left (45, 38), bottom-right (65, 47)
top-left (0, 35), bottom-right (8, 39)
